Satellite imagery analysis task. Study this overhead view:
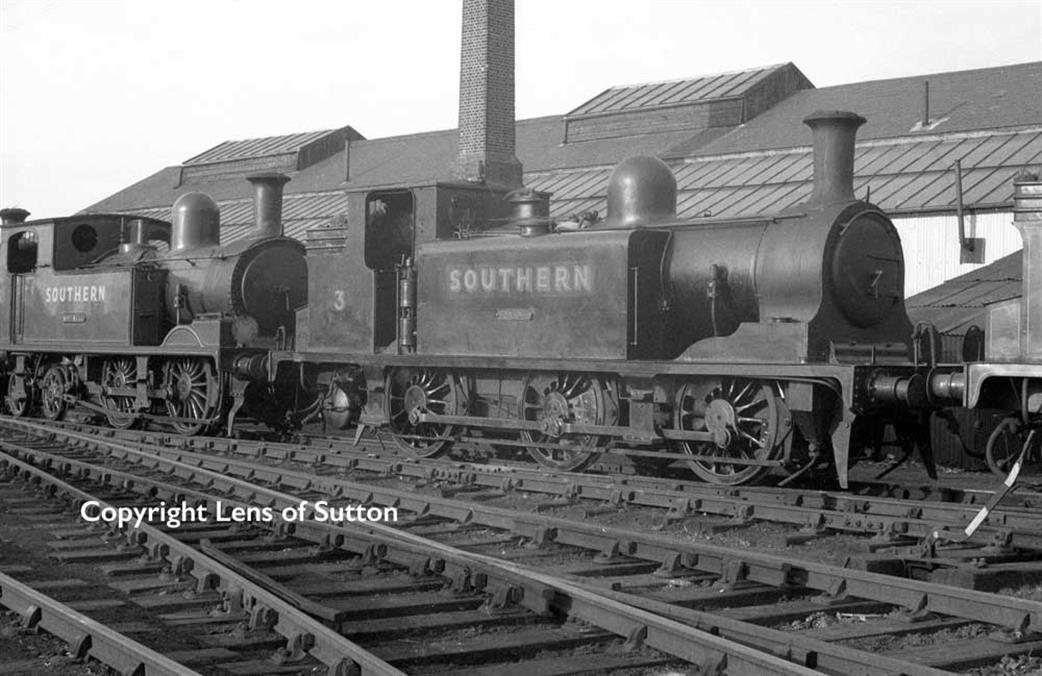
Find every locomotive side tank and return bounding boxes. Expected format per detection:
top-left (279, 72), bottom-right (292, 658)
top-left (0, 212), bottom-right (169, 350)
top-left (417, 227), bottom-right (670, 359)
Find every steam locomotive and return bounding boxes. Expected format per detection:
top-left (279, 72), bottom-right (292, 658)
top-left (0, 174), bottom-right (307, 435)
top-left (1, 111), bottom-right (1037, 487)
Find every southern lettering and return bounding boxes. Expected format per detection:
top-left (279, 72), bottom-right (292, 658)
top-left (448, 264), bottom-right (592, 295)
top-left (44, 285), bottom-right (106, 303)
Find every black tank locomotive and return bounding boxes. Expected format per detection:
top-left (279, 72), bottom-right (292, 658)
top-left (0, 173), bottom-right (307, 434)
top-left (281, 111), bottom-right (947, 487)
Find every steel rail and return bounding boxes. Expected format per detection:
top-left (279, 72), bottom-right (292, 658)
top-left (73, 427), bottom-right (1041, 634)
top-left (0, 571), bottom-right (198, 676)
top-left (47, 419), bottom-right (1041, 543)
top-left (323, 513), bottom-right (957, 676)
top-left (0, 427), bottom-right (979, 675)
top-left (0, 435), bottom-right (825, 676)
top-left (0, 448), bottom-right (404, 676)
top-left (5, 419), bottom-right (1040, 642)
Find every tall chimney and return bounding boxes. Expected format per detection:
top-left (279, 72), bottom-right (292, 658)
top-left (247, 172), bottom-right (290, 239)
top-left (0, 207), bottom-right (31, 225)
top-left (1013, 171), bottom-right (1042, 360)
top-left (454, 0), bottom-right (523, 188)
top-left (803, 110), bottom-right (866, 206)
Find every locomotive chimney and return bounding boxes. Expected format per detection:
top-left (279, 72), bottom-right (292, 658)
top-left (171, 193), bottom-right (221, 253)
top-left (454, 0), bottom-right (523, 188)
top-left (1013, 170), bottom-right (1042, 360)
top-left (246, 172), bottom-right (291, 239)
top-left (803, 110), bottom-right (866, 206)
top-left (0, 207), bottom-right (30, 225)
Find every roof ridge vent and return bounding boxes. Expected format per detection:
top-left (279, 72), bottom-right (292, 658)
top-left (563, 63), bottom-right (813, 144)
top-left (180, 126), bottom-right (365, 183)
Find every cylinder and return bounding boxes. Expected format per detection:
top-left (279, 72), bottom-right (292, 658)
top-left (247, 172), bottom-right (291, 240)
top-left (0, 207), bottom-right (30, 225)
top-left (171, 193), bottom-right (221, 253)
top-left (803, 111), bottom-right (866, 206)
top-left (231, 353), bottom-right (269, 381)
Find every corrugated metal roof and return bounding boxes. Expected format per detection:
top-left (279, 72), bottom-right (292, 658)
top-left (530, 129), bottom-right (1042, 219)
top-left (906, 250), bottom-right (1022, 333)
top-left (688, 62), bottom-right (1042, 156)
top-left (567, 64), bottom-right (788, 117)
top-left (85, 61), bottom-right (1041, 261)
top-left (184, 129), bottom-right (339, 166)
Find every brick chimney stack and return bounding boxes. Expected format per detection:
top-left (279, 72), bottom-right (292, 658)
top-left (454, 0), bottom-right (523, 188)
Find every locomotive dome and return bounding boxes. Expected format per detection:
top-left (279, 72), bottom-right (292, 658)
top-left (171, 192), bottom-right (221, 252)
top-left (604, 155), bottom-right (677, 228)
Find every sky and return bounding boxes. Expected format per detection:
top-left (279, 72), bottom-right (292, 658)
top-left (1, 0), bottom-right (1040, 219)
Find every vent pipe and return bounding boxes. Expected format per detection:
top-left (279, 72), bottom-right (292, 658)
top-left (803, 110), bottom-right (866, 206)
top-left (1013, 170), bottom-right (1042, 360)
top-left (246, 172), bottom-right (290, 239)
top-left (0, 207), bottom-right (31, 225)
top-left (171, 193), bottom-right (221, 253)
top-left (922, 80), bottom-right (930, 127)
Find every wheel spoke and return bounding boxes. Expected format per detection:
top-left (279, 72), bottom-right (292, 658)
top-left (676, 380), bottom-right (780, 485)
top-left (736, 398), bottom-right (767, 413)
top-left (387, 369), bottom-right (457, 458)
top-left (735, 428), bottom-right (763, 448)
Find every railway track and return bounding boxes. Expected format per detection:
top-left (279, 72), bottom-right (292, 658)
top-left (0, 570), bottom-right (192, 676)
top-left (2, 417), bottom-right (1041, 675)
top-left (0, 422), bottom-right (825, 676)
top-left (30, 417), bottom-right (1042, 591)
top-left (0, 446), bottom-right (408, 675)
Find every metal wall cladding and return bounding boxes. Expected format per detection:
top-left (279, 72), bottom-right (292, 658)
top-left (416, 229), bottom-right (667, 359)
top-left (895, 211), bottom-right (1023, 297)
top-left (880, 408), bottom-right (998, 470)
top-left (930, 408), bottom-right (1004, 470)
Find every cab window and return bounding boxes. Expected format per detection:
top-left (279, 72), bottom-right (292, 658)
top-left (6, 230), bottom-right (38, 273)
top-left (365, 190), bottom-right (414, 270)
